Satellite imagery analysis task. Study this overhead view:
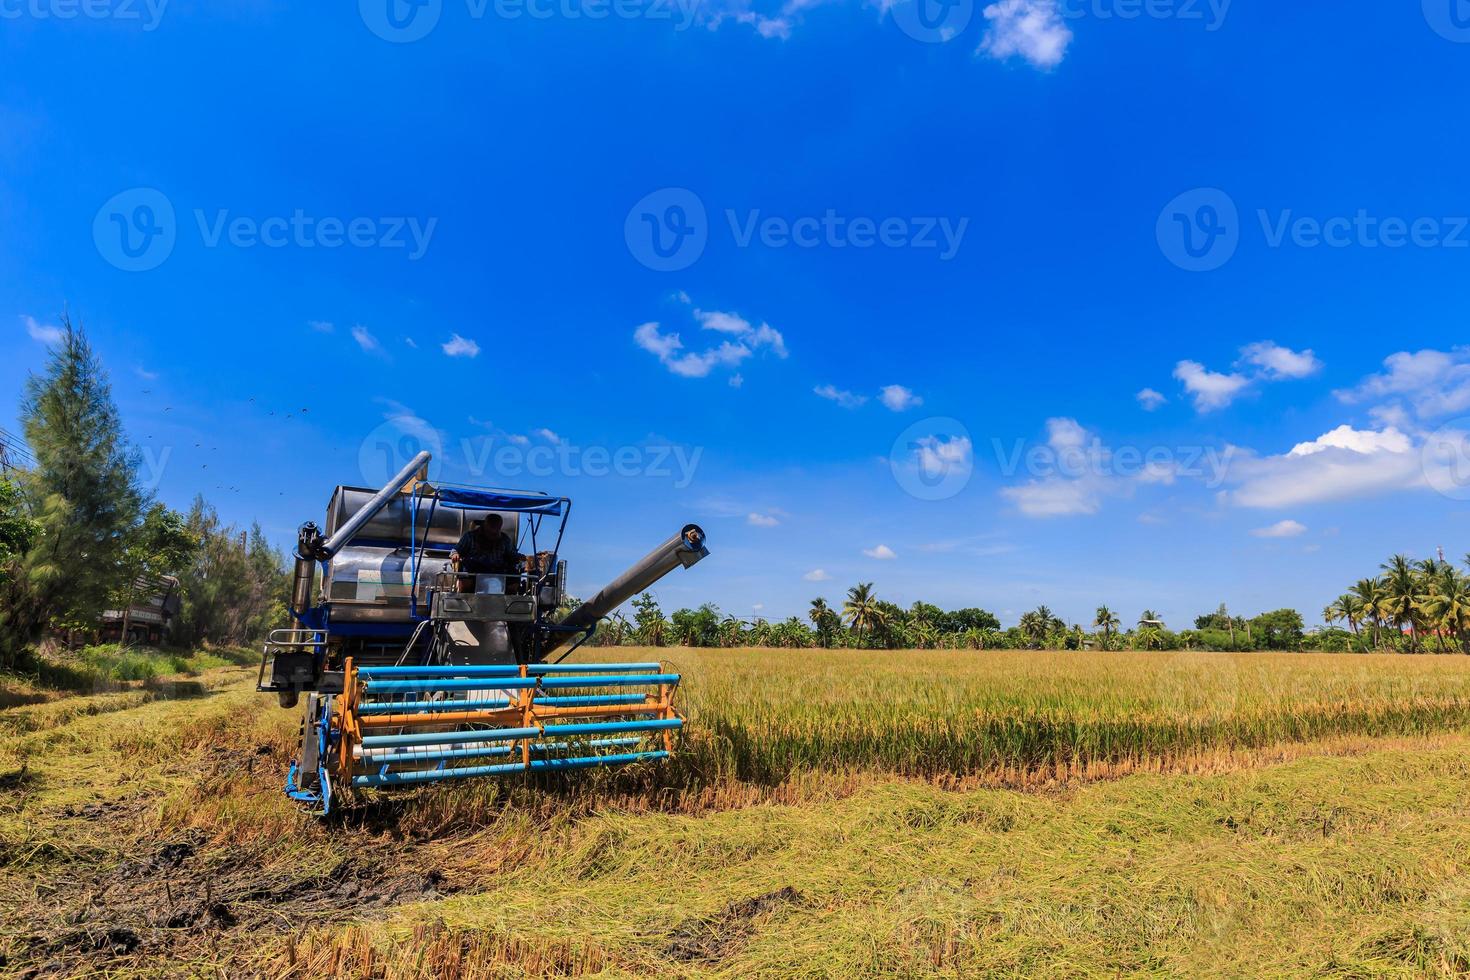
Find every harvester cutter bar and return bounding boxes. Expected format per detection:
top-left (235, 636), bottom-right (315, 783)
top-left (333, 659), bottom-right (683, 793)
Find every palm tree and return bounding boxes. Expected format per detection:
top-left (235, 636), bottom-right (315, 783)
top-left (1094, 605), bottom-right (1119, 647)
top-left (842, 583), bottom-right (884, 646)
top-left (1019, 608), bottom-right (1050, 649)
top-left (1381, 555), bottom-right (1422, 652)
top-left (1417, 563), bottom-right (1470, 653)
top-left (1351, 577), bottom-right (1387, 650)
top-left (809, 597), bottom-right (837, 647)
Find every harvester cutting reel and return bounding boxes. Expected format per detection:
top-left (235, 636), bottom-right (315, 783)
top-left (286, 660), bottom-right (683, 815)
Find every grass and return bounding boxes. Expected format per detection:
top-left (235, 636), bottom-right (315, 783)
top-left (7, 642), bottom-right (258, 694)
top-left (4, 646), bottom-right (1470, 976)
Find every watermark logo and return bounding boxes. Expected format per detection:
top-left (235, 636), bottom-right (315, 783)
top-left (0, 0), bottom-right (169, 30)
top-left (625, 187), bottom-right (707, 272)
top-left (1156, 187), bottom-right (1238, 272)
top-left (890, 0), bottom-right (972, 42)
top-left (360, 416), bottom-right (445, 487)
top-left (1422, 420), bottom-right (1470, 501)
top-left (360, 0), bottom-right (442, 41)
top-left (1158, 187), bottom-right (1470, 272)
top-left (361, 418), bottom-right (704, 488)
top-left (890, 417), bottom-right (974, 501)
top-left (625, 187), bottom-right (969, 271)
top-left (93, 188), bottom-right (438, 270)
top-left (1060, 0), bottom-right (1231, 31)
top-left (1424, 0), bottom-right (1470, 42)
top-left (93, 188), bottom-right (177, 273)
top-left (359, 0), bottom-right (699, 40)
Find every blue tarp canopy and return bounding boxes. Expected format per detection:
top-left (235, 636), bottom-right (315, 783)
top-left (429, 486), bottom-right (565, 516)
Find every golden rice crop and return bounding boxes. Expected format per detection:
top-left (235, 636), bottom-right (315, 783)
top-left (595, 647), bottom-right (1470, 786)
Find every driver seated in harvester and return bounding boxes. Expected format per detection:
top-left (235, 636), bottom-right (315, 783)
top-left (450, 514), bottom-right (521, 575)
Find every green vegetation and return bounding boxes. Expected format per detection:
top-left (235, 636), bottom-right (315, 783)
top-left (1324, 554), bottom-right (1470, 653)
top-left (0, 317), bottom-right (288, 673)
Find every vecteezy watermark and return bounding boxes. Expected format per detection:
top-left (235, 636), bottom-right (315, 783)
top-left (1421, 420), bottom-right (1470, 502)
top-left (889, 0), bottom-right (972, 43)
top-left (1158, 187), bottom-right (1470, 272)
top-left (93, 188), bottom-right (177, 272)
top-left (991, 433), bottom-right (1235, 487)
top-left (360, 417), bottom-right (703, 489)
top-left (359, 0), bottom-right (700, 41)
top-left (1058, 0), bottom-right (1231, 30)
top-left (1156, 187), bottom-right (1239, 272)
top-left (1423, 0), bottom-right (1470, 42)
top-left (0, 0), bottom-right (168, 29)
top-left (625, 188), bottom-right (708, 273)
top-left (137, 445), bottom-right (171, 491)
top-left (625, 187), bottom-right (969, 272)
top-left (890, 417), bottom-right (974, 501)
top-left (93, 187), bottom-right (438, 271)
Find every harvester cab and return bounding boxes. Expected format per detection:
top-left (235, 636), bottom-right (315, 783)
top-left (257, 450), bottom-right (708, 814)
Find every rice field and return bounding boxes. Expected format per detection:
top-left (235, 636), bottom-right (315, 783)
top-left (6, 646), bottom-right (1470, 977)
top-left (641, 647), bottom-right (1470, 786)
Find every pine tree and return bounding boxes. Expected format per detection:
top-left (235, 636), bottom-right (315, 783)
top-left (1, 318), bottom-right (141, 665)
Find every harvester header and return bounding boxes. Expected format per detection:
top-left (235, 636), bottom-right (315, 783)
top-left (258, 451), bottom-right (708, 814)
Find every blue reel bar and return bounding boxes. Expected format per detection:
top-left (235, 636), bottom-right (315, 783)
top-left (332, 659), bottom-right (683, 790)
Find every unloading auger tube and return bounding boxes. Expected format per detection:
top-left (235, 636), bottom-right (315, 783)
top-left (261, 450), bottom-right (710, 815)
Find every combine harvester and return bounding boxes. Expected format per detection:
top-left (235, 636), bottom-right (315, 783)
top-left (258, 451), bottom-right (708, 814)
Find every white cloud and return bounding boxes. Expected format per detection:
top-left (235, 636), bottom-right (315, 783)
top-left (1136, 388), bottom-right (1167, 411)
top-left (23, 315), bottom-right (62, 345)
top-left (815, 384), bottom-right (868, 409)
top-left (1288, 424), bottom-right (1412, 457)
top-left (350, 325), bottom-right (380, 354)
top-left (695, 309), bottom-right (752, 335)
top-left (1001, 477), bottom-right (1101, 517)
top-left (879, 384), bottom-right (922, 412)
top-left (803, 568), bottom-right (831, 582)
top-left (508, 434), bottom-right (530, 446)
top-left (533, 427), bottom-right (561, 444)
top-left (999, 417), bottom-right (1179, 517)
top-left (308, 319), bottom-right (334, 333)
top-left (1229, 424), bottom-right (1426, 508)
top-left (135, 366), bottom-right (159, 381)
top-left (747, 512), bottom-right (780, 527)
top-left (404, 337), bottom-right (418, 349)
top-left (1045, 417), bottom-right (1087, 451)
top-left (979, 0), bottom-right (1072, 70)
top-left (913, 435), bottom-right (972, 483)
top-left (1169, 342), bottom-right (1321, 414)
top-left (1337, 347), bottom-right (1470, 420)
top-left (442, 333), bottom-right (481, 358)
top-left (635, 308), bottom-right (784, 380)
top-left (1251, 519), bottom-right (1307, 538)
top-left (1239, 341), bottom-right (1321, 379)
top-left (634, 321), bottom-right (682, 361)
top-left (1173, 360), bottom-right (1250, 412)
top-left (729, 373), bottom-right (744, 389)
top-left (862, 544), bottom-right (897, 560)
top-left (694, 307), bottom-right (788, 358)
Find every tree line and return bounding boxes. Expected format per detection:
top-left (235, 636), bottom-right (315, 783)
top-left (1323, 554), bottom-right (1470, 653)
top-left (582, 587), bottom-right (1400, 653)
top-left (0, 319), bottom-right (288, 671)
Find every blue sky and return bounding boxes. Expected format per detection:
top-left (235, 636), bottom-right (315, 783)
top-left (3, 1), bottom-right (1470, 628)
